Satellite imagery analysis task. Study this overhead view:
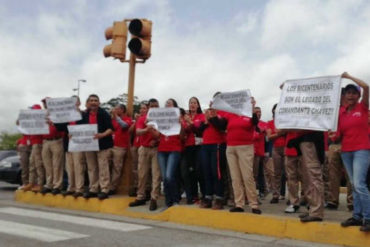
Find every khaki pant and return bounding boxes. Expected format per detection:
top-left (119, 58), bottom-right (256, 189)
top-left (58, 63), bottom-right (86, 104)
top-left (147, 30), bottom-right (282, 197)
top-left (85, 149), bottom-right (112, 193)
top-left (300, 142), bottom-right (324, 218)
top-left (226, 145), bottom-right (259, 209)
top-left (18, 145), bottom-right (31, 185)
top-left (137, 146), bottom-right (161, 200)
top-left (285, 156), bottom-right (303, 206)
top-left (272, 146), bottom-right (285, 198)
top-left (327, 144), bottom-right (353, 206)
top-left (130, 146), bottom-right (139, 190)
top-left (264, 157), bottom-right (274, 192)
top-left (66, 152), bottom-right (86, 193)
top-left (29, 144), bottom-right (44, 186)
top-left (111, 146), bottom-right (127, 191)
top-left (42, 139), bottom-right (64, 189)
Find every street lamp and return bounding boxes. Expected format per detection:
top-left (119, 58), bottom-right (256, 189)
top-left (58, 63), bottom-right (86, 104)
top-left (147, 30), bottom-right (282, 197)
top-left (73, 79), bottom-right (87, 97)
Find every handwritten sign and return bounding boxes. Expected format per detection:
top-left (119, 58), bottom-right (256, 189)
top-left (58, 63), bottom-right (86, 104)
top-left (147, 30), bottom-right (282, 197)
top-left (67, 124), bottom-right (99, 152)
top-left (211, 90), bottom-right (253, 117)
top-left (17, 110), bottom-right (49, 135)
top-left (46, 97), bottom-right (82, 123)
top-left (275, 75), bottom-right (342, 131)
top-left (147, 108), bottom-right (180, 136)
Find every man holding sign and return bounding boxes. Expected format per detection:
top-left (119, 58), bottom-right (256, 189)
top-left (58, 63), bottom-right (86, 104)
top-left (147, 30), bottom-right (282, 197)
top-left (275, 75), bottom-right (343, 222)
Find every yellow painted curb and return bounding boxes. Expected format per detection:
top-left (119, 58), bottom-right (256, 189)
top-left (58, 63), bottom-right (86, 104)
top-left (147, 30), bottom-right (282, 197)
top-left (15, 191), bottom-right (369, 247)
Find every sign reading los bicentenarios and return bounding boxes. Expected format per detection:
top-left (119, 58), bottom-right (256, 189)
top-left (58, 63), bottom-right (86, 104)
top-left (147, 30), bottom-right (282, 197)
top-left (147, 108), bottom-right (180, 136)
top-left (67, 124), bottom-right (99, 152)
top-left (46, 97), bottom-right (82, 123)
top-left (275, 75), bottom-right (342, 131)
top-left (17, 110), bottom-right (49, 135)
top-left (211, 90), bottom-right (253, 117)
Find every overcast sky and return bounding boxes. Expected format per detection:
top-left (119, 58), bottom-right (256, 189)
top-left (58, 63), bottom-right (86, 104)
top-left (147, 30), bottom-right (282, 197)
top-left (1, 0), bottom-right (370, 133)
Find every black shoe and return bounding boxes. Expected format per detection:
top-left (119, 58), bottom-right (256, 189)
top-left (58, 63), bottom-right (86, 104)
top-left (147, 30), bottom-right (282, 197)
top-left (325, 202), bottom-right (338, 210)
top-left (252, 208), bottom-right (262, 215)
top-left (129, 199), bottom-right (146, 207)
top-left (145, 190), bottom-right (151, 201)
top-left (341, 217), bottom-right (363, 227)
top-left (229, 207), bottom-right (244, 213)
top-left (360, 220), bottom-right (370, 232)
top-left (286, 199), bottom-right (291, 206)
top-left (41, 187), bottom-right (52, 195)
top-left (73, 192), bottom-right (83, 198)
top-left (270, 197), bottom-right (279, 204)
top-left (98, 192), bottom-right (108, 200)
top-left (300, 216), bottom-right (323, 223)
top-left (299, 212), bottom-right (309, 219)
top-left (108, 190), bottom-right (116, 196)
top-left (52, 188), bottom-right (61, 195)
top-left (62, 190), bottom-right (74, 196)
top-left (149, 199), bottom-right (157, 211)
top-left (83, 191), bottom-right (98, 199)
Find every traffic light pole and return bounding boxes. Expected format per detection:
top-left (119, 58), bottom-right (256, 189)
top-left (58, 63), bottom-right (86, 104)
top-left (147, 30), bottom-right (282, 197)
top-left (126, 53), bottom-right (136, 117)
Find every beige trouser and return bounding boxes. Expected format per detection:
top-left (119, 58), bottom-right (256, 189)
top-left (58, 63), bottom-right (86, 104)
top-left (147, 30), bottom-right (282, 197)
top-left (226, 145), bottom-right (259, 209)
top-left (29, 144), bottom-right (44, 186)
top-left (130, 146), bottom-right (139, 190)
top-left (110, 146), bottom-right (127, 191)
top-left (85, 149), bottom-right (112, 193)
top-left (18, 145), bottom-right (31, 185)
top-left (285, 156), bottom-right (303, 206)
top-left (42, 139), bottom-right (64, 189)
top-left (327, 144), bottom-right (353, 206)
top-left (272, 146), bottom-right (285, 198)
top-left (137, 146), bottom-right (161, 200)
top-left (300, 142), bottom-right (324, 218)
top-left (264, 157), bottom-right (274, 192)
top-left (66, 152), bottom-right (86, 193)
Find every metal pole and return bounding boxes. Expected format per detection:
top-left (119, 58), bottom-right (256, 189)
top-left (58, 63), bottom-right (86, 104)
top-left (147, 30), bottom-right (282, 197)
top-left (127, 53), bottom-right (136, 117)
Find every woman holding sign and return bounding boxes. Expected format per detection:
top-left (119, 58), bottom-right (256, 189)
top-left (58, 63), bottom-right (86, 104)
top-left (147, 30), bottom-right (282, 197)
top-left (336, 72), bottom-right (370, 232)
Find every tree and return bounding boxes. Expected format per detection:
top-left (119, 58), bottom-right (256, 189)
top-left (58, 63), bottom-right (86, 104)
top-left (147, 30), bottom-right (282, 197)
top-left (100, 93), bottom-right (141, 114)
top-left (0, 132), bottom-right (22, 150)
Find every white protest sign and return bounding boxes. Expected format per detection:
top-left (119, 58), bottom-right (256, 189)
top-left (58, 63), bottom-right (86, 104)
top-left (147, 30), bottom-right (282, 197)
top-left (67, 124), bottom-right (99, 152)
top-left (147, 108), bottom-right (181, 136)
top-left (275, 75), bottom-right (342, 131)
top-left (211, 90), bottom-right (253, 117)
top-left (46, 97), bottom-right (82, 123)
top-left (17, 110), bottom-right (49, 135)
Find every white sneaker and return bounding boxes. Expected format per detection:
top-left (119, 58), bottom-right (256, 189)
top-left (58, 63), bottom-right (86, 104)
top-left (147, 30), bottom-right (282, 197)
top-left (285, 205), bottom-right (299, 213)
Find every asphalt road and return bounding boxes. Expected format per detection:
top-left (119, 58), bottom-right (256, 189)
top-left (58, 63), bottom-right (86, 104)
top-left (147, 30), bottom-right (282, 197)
top-left (0, 182), bottom-right (336, 247)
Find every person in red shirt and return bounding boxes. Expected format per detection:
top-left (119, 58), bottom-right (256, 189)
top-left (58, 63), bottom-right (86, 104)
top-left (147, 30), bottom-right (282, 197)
top-left (16, 135), bottom-right (32, 190)
top-left (155, 99), bottom-right (184, 207)
top-left (182, 97), bottom-right (204, 204)
top-left (266, 104), bottom-right (287, 203)
top-left (129, 99), bottom-right (161, 211)
top-left (110, 104), bottom-right (132, 195)
top-left (40, 98), bottom-right (65, 195)
top-left (336, 72), bottom-right (370, 232)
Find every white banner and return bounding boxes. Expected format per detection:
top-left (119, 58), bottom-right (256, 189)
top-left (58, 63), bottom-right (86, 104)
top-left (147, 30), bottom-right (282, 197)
top-left (275, 75), bottom-right (342, 131)
top-left (147, 108), bottom-right (181, 136)
top-left (17, 110), bottom-right (49, 135)
top-left (46, 97), bottom-right (82, 123)
top-left (211, 90), bottom-right (253, 117)
top-left (67, 124), bottom-right (99, 152)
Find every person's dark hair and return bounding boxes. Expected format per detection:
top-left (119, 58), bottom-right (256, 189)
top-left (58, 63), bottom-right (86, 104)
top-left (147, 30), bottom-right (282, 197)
top-left (344, 84), bottom-right (361, 95)
top-left (272, 104), bottom-right (277, 113)
top-left (167, 98), bottom-right (178, 107)
top-left (189, 96), bottom-right (202, 114)
top-left (117, 104), bottom-right (127, 113)
top-left (213, 92), bottom-right (221, 98)
top-left (179, 108), bottom-right (186, 116)
top-left (341, 87), bottom-right (345, 96)
top-left (148, 98), bottom-right (158, 104)
top-left (255, 106), bottom-right (261, 110)
top-left (87, 94), bottom-right (100, 101)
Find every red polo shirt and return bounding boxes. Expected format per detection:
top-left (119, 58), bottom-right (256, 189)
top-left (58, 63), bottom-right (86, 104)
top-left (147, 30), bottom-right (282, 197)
top-left (202, 111), bottom-right (226, 145)
top-left (224, 113), bottom-right (254, 146)
top-left (18, 135), bottom-right (31, 146)
top-left (285, 132), bottom-right (298, 156)
top-left (253, 121), bottom-right (267, 157)
top-left (112, 116), bottom-right (133, 148)
top-left (267, 120), bottom-right (286, 147)
top-left (338, 102), bottom-right (370, 152)
top-left (184, 113), bottom-right (204, 147)
top-left (43, 124), bottom-right (63, 140)
top-left (158, 135), bottom-right (183, 152)
top-left (89, 111), bottom-right (97, 124)
top-left (136, 115), bottom-right (155, 147)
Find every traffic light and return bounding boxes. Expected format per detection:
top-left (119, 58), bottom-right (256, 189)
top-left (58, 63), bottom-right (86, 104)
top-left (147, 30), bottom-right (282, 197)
top-left (103, 21), bottom-right (128, 60)
top-left (128, 19), bottom-right (152, 60)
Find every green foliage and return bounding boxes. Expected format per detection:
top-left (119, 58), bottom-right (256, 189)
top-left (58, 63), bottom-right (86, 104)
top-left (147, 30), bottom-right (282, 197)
top-left (0, 132), bottom-right (22, 150)
top-left (100, 93), bottom-right (141, 114)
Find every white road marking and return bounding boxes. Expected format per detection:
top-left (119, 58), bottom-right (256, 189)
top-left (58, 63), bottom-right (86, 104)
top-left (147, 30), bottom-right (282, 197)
top-left (0, 207), bottom-right (151, 232)
top-left (0, 219), bottom-right (88, 242)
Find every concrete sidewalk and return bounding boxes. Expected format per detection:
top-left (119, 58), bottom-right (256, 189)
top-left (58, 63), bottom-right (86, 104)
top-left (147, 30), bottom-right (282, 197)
top-left (15, 190), bottom-right (369, 247)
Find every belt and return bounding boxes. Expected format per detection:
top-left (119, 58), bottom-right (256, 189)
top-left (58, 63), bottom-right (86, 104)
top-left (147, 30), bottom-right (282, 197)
top-left (44, 137), bottom-right (61, 141)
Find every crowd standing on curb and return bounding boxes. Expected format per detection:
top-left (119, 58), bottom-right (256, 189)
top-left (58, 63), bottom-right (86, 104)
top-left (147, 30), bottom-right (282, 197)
top-left (16, 72), bottom-right (370, 232)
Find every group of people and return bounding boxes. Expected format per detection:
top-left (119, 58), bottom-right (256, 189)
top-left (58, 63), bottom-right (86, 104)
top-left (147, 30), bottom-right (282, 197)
top-left (16, 72), bottom-right (369, 232)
